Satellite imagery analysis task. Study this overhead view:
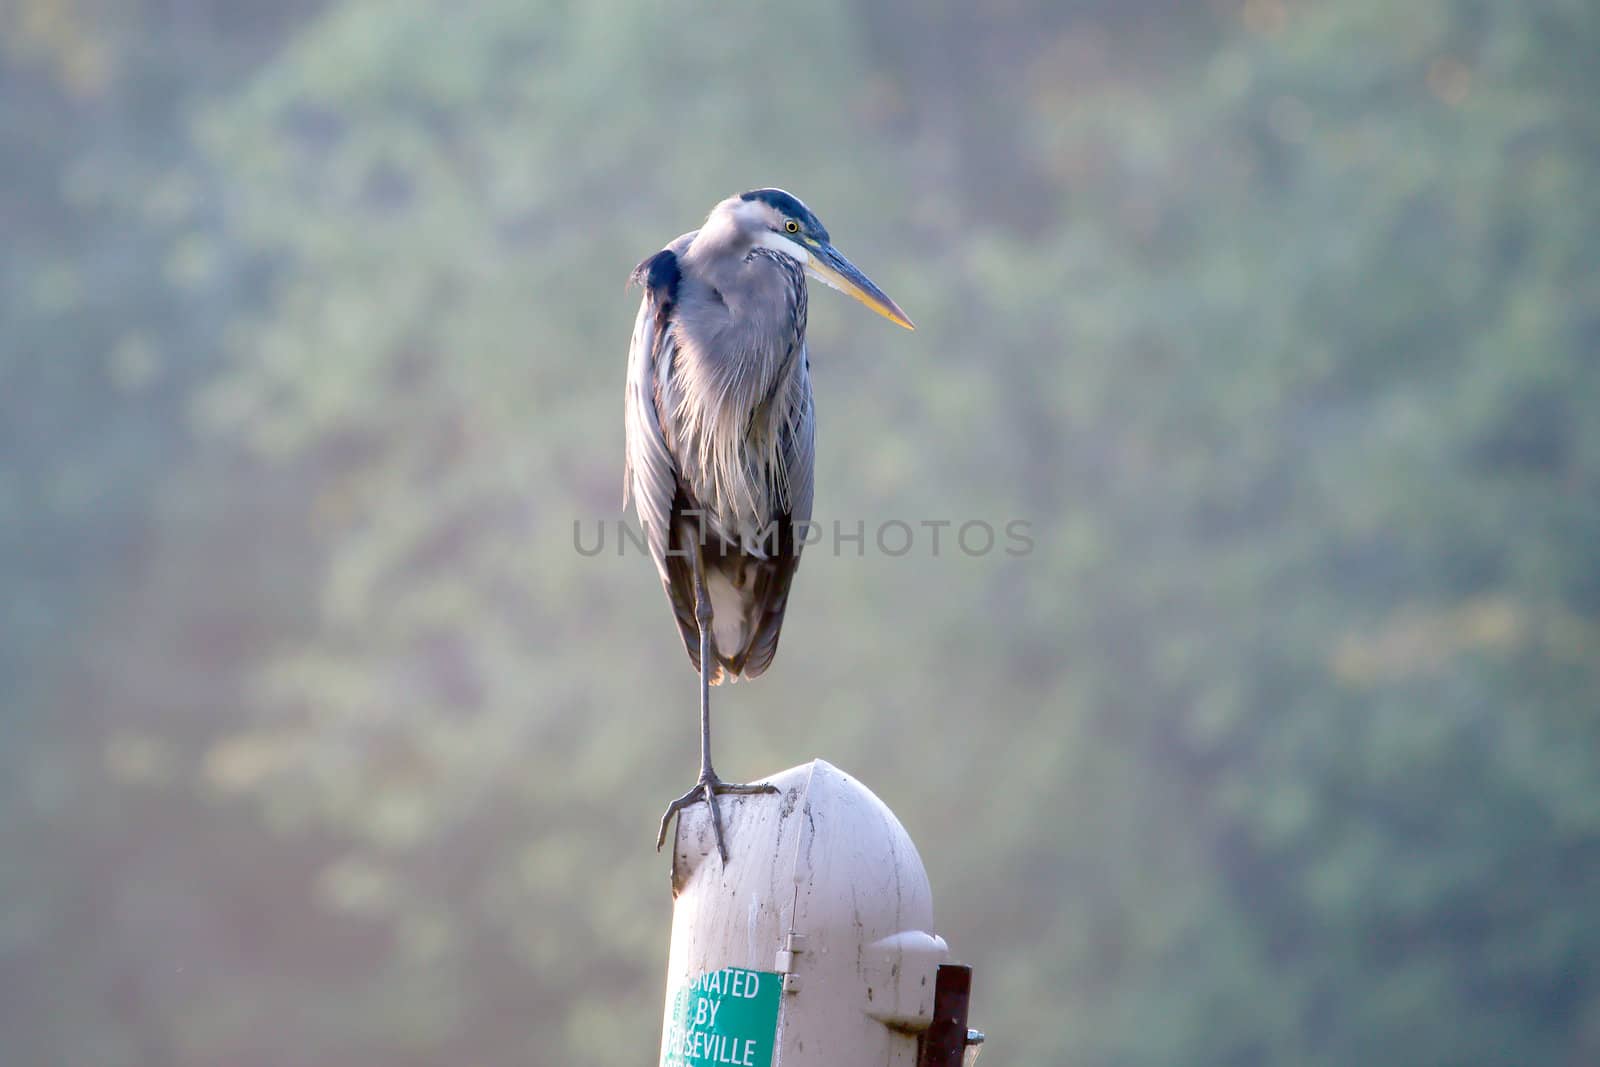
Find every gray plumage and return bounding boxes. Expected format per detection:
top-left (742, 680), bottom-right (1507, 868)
top-left (625, 194), bottom-right (816, 682)
top-left (626, 188), bottom-right (912, 861)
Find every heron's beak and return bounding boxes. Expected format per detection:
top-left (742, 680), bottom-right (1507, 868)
top-left (804, 239), bottom-right (916, 331)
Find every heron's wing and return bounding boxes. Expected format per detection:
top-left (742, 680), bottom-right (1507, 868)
top-left (727, 376), bottom-right (814, 680)
top-left (780, 359), bottom-right (815, 530)
top-left (625, 248), bottom-right (710, 675)
top-left (624, 249), bottom-right (684, 583)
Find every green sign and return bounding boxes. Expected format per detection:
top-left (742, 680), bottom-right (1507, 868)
top-left (661, 967), bottom-right (782, 1067)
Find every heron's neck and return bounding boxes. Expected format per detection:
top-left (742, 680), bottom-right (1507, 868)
top-left (685, 211), bottom-right (747, 263)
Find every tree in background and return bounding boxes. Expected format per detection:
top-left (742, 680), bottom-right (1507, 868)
top-left (4, 1), bottom-right (1598, 1065)
top-left (0, 3), bottom-right (320, 1063)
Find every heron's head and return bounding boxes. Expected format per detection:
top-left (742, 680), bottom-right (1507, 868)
top-left (711, 188), bottom-right (915, 331)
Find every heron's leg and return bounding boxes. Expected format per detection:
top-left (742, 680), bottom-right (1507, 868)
top-left (694, 561), bottom-right (716, 781)
top-left (655, 552), bottom-right (776, 863)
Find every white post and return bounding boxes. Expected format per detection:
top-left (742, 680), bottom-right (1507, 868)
top-left (658, 759), bottom-right (978, 1067)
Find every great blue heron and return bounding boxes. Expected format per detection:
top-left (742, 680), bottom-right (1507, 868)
top-left (625, 188), bottom-right (913, 862)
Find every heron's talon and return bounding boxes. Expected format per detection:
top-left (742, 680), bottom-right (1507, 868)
top-left (654, 775), bottom-right (778, 862)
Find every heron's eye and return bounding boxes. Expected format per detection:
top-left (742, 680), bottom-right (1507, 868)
top-left (784, 219), bottom-right (800, 234)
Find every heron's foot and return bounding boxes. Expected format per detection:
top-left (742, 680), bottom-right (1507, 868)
top-left (655, 773), bottom-right (780, 863)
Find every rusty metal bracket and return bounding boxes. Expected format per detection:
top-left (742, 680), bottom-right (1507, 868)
top-left (917, 964), bottom-right (972, 1067)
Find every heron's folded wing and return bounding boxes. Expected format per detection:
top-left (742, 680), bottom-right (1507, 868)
top-left (623, 250), bottom-right (683, 585)
top-left (730, 386), bottom-right (814, 680)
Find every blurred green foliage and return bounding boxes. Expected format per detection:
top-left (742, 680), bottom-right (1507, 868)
top-left (4, 1), bottom-right (1599, 1065)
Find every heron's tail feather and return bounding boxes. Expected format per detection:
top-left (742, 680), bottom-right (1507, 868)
top-left (674, 615), bottom-right (736, 686)
top-left (727, 556), bottom-right (796, 681)
top-left (661, 542), bottom-right (739, 686)
top-left (661, 510), bottom-right (800, 686)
